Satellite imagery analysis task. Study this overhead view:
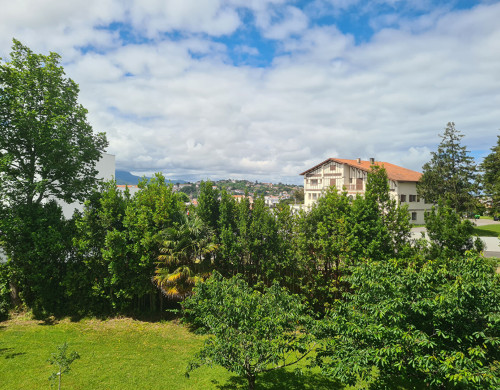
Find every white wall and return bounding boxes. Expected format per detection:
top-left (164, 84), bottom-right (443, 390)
top-left (59, 153), bottom-right (116, 218)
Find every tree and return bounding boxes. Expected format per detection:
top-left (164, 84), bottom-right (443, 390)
top-left (196, 181), bottom-right (220, 233)
top-left (0, 39), bottom-right (108, 208)
top-left (0, 40), bottom-right (107, 312)
top-left (154, 214), bottom-right (217, 299)
top-left (48, 342), bottom-right (80, 390)
top-left (315, 255), bottom-right (500, 388)
top-left (294, 188), bottom-right (304, 203)
top-left (363, 165), bottom-right (412, 258)
top-left (296, 187), bottom-right (353, 311)
top-left (425, 201), bottom-right (483, 259)
top-left (481, 135), bottom-right (500, 216)
top-left (184, 272), bottom-right (315, 390)
top-left (70, 180), bottom-right (130, 314)
top-left (417, 122), bottom-right (478, 213)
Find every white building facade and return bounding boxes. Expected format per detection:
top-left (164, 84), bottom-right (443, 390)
top-left (301, 158), bottom-right (433, 224)
top-left (59, 153), bottom-right (116, 218)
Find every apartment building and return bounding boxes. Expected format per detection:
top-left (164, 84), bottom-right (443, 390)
top-left (300, 158), bottom-right (433, 224)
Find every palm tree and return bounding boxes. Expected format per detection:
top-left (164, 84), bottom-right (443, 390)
top-left (153, 214), bottom-right (217, 299)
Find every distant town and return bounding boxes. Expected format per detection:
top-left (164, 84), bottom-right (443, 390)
top-left (115, 169), bottom-right (304, 207)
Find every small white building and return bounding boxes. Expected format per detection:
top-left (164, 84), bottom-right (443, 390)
top-left (264, 195), bottom-right (281, 207)
top-left (300, 158), bottom-right (433, 224)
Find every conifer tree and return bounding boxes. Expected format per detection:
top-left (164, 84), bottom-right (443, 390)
top-left (480, 135), bottom-right (500, 216)
top-left (417, 122), bottom-right (478, 213)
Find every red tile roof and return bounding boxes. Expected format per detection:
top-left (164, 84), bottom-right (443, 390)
top-left (300, 158), bottom-right (422, 182)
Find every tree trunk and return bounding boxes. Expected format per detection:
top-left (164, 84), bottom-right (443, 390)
top-left (9, 281), bottom-right (22, 307)
top-left (247, 374), bottom-right (256, 390)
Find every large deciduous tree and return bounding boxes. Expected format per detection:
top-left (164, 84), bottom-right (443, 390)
top-left (0, 40), bottom-right (107, 313)
top-left (480, 135), bottom-right (500, 216)
top-left (417, 122), bottom-right (478, 213)
top-left (0, 39), bottom-right (108, 207)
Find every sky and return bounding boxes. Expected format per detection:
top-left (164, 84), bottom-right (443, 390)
top-left (1, 0), bottom-right (499, 184)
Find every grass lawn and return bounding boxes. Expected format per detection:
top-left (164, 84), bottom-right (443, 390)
top-left (473, 224), bottom-right (500, 237)
top-left (0, 314), bottom-right (339, 390)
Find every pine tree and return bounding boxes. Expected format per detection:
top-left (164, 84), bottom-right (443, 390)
top-left (480, 135), bottom-right (500, 216)
top-left (417, 122), bottom-right (478, 214)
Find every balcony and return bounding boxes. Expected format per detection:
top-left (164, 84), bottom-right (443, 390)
top-left (346, 184), bottom-right (364, 191)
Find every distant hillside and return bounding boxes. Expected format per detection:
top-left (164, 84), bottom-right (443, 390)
top-left (115, 170), bottom-right (189, 185)
top-left (116, 170), bottom-right (141, 185)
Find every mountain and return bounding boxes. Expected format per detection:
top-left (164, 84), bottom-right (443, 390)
top-left (115, 170), bottom-right (141, 185)
top-left (115, 170), bottom-right (189, 185)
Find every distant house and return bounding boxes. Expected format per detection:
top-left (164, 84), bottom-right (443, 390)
top-left (300, 158), bottom-right (433, 224)
top-left (264, 195), bottom-right (281, 207)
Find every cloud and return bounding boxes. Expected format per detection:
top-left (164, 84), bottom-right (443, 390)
top-left (1, 1), bottom-right (499, 184)
top-left (127, 0), bottom-right (242, 37)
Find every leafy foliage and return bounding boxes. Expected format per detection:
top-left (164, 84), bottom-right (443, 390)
top-left (295, 166), bottom-right (412, 312)
top-left (184, 272), bottom-right (315, 390)
top-left (0, 40), bottom-right (107, 315)
top-left (154, 214), bottom-right (217, 299)
top-left (0, 263), bottom-right (12, 321)
top-left (0, 201), bottom-right (74, 316)
top-left (70, 180), bottom-right (129, 314)
top-left (48, 342), bottom-right (80, 390)
top-left (0, 39), bottom-right (107, 207)
top-left (71, 174), bottom-right (186, 314)
top-left (481, 135), bottom-right (500, 216)
top-left (425, 201), bottom-right (484, 259)
top-left (418, 122), bottom-right (478, 213)
top-left (315, 255), bottom-right (500, 388)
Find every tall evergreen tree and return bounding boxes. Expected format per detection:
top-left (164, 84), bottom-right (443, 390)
top-left (480, 135), bottom-right (500, 216)
top-left (417, 122), bottom-right (478, 213)
top-left (196, 181), bottom-right (220, 233)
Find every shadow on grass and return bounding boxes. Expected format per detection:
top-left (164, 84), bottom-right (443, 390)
top-left (0, 347), bottom-right (26, 359)
top-left (212, 369), bottom-right (342, 390)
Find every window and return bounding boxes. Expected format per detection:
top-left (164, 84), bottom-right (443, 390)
top-left (311, 179), bottom-right (318, 186)
top-left (409, 195), bottom-right (417, 202)
top-left (400, 194), bottom-right (406, 202)
top-left (411, 212), bottom-right (417, 221)
top-left (312, 193), bottom-right (317, 200)
top-left (308, 193), bottom-right (312, 199)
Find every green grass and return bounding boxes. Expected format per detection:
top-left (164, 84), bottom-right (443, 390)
top-left (473, 224), bottom-right (500, 237)
top-left (0, 314), bottom-right (340, 390)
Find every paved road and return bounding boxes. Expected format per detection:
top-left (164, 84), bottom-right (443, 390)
top-left (410, 218), bottom-right (500, 256)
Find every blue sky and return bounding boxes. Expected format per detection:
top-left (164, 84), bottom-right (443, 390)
top-left (1, 0), bottom-right (499, 184)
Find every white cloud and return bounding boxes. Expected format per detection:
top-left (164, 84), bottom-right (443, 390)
top-left (1, 1), bottom-right (500, 184)
top-left (127, 0), bottom-right (242, 37)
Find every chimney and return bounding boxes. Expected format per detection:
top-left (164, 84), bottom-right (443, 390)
top-left (357, 158), bottom-right (361, 164)
top-left (370, 157), bottom-right (375, 164)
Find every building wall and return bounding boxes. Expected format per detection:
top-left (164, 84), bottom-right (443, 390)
top-left (394, 182), bottom-right (433, 224)
top-left (303, 161), bottom-right (368, 208)
top-left (59, 153), bottom-right (116, 218)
